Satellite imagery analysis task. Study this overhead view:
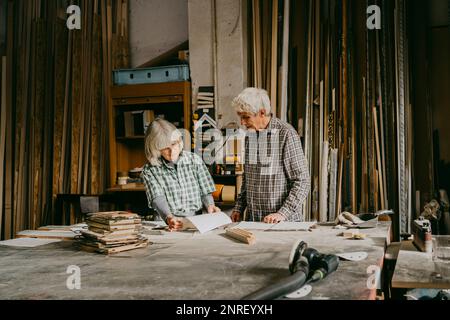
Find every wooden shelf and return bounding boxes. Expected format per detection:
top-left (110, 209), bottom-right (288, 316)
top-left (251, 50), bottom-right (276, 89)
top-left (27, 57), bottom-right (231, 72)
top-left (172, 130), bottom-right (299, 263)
top-left (108, 81), bottom-right (191, 188)
top-left (116, 136), bottom-right (145, 141)
top-left (107, 183), bottom-right (146, 192)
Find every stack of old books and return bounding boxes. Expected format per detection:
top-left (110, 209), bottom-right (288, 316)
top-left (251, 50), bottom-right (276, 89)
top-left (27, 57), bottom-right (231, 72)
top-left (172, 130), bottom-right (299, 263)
top-left (78, 211), bottom-right (148, 254)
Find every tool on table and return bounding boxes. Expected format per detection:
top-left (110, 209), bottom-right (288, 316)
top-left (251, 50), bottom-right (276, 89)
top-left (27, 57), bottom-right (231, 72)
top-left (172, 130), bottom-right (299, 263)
top-left (412, 217), bottom-right (432, 253)
top-left (242, 240), bottom-right (339, 300)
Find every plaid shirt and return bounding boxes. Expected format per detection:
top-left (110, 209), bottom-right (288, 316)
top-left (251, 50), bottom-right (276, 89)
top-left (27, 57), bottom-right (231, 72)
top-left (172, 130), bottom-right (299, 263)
top-left (234, 117), bottom-right (311, 221)
top-left (142, 151), bottom-right (216, 217)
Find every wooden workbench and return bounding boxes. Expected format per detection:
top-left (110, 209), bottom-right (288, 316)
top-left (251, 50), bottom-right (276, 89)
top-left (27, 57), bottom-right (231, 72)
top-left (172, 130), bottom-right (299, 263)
top-left (0, 222), bottom-right (391, 300)
top-left (391, 242), bottom-right (450, 290)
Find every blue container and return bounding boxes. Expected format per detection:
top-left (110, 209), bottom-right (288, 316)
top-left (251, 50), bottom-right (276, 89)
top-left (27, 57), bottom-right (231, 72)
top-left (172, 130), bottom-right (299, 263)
top-left (113, 65), bottom-right (190, 85)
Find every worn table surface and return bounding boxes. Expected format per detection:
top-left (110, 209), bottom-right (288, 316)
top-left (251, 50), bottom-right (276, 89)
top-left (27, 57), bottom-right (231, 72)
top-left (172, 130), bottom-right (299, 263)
top-left (0, 222), bottom-right (391, 300)
top-left (391, 243), bottom-right (450, 289)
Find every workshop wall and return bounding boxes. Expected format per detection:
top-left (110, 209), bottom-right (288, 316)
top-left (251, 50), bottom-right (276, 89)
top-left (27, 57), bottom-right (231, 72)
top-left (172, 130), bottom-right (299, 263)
top-left (188, 0), bottom-right (247, 128)
top-left (129, 0), bottom-right (188, 67)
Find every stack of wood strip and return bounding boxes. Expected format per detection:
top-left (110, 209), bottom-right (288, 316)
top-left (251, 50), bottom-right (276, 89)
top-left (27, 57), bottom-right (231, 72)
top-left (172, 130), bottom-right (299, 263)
top-left (78, 211), bottom-right (148, 254)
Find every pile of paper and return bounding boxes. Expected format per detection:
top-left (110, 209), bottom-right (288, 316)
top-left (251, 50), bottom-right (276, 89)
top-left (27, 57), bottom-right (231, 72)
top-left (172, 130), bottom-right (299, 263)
top-left (78, 212), bottom-right (148, 254)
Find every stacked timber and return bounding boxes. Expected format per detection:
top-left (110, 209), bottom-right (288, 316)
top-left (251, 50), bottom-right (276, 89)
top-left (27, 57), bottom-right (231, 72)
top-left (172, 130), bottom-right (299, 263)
top-left (78, 211), bottom-right (148, 254)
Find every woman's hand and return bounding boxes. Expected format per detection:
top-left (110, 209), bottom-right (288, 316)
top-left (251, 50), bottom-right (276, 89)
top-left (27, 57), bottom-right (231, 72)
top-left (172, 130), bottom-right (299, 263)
top-left (207, 205), bottom-right (221, 214)
top-left (166, 216), bottom-right (183, 231)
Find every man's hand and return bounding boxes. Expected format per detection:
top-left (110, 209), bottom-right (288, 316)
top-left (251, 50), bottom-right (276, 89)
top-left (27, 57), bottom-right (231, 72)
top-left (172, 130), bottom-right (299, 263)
top-left (231, 211), bottom-right (241, 222)
top-left (207, 205), bottom-right (221, 214)
top-left (263, 213), bottom-right (285, 224)
top-left (166, 216), bottom-right (183, 231)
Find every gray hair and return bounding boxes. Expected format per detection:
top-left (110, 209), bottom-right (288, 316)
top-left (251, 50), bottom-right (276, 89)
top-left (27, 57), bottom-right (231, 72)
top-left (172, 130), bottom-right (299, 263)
top-left (232, 87), bottom-right (272, 114)
top-left (144, 118), bottom-right (183, 166)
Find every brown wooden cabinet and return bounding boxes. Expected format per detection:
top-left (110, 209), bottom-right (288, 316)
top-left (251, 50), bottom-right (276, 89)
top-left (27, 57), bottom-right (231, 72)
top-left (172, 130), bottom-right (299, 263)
top-left (108, 81), bottom-right (191, 187)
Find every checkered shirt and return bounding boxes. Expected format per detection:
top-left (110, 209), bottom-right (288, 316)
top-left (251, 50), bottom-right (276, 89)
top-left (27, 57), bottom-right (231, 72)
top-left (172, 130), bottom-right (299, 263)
top-left (142, 151), bottom-right (216, 217)
top-left (234, 117), bottom-right (311, 221)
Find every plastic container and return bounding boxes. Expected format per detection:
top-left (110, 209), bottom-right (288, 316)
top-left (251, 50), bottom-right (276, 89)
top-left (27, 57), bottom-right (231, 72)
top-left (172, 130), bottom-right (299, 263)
top-left (432, 235), bottom-right (450, 263)
top-left (113, 65), bottom-right (190, 85)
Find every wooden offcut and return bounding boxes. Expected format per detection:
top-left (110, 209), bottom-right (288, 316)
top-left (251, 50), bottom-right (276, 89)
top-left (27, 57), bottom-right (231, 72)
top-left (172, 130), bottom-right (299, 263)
top-left (226, 228), bottom-right (256, 245)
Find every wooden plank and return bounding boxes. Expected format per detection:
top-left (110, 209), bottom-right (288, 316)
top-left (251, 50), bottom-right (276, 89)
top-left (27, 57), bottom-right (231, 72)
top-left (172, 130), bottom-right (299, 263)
top-left (361, 77), bottom-right (368, 212)
top-left (373, 107), bottom-right (386, 209)
top-left (342, 0), bottom-right (348, 170)
top-left (324, 19), bottom-right (330, 145)
top-left (40, 0), bottom-right (57, 228)
top-left (328, 148), bottom-right (338, 222)
top-left (0, 56), bottom-right (6, 239)
top-left (53, 20), bottom-right (68, 220)
top-left (60, 29), bottom-right (73, 195)
top-left (349, 0), bottom-right (357, 215)
top-left (90, 15), bottom-right (102, 194)
top-left (81, 0), bottom-right (93, 194)
top-left (4, 0), bottom-right (15, 240)
top-left (270, 0), bottom-right (278, 113)
top-left (106, 0), bottom-right (118, 187)
top-left (279, 0), bottom-right (290, 122)
top-left (12, 0), bottom-right (23, 234)
top-left (376, 29), bottom-right (388, 209)
top-left (319, 141), bottom-right (329, 222)
top-left (70, 29), bottom-right (82, 196)
top-left (32, 19), bottom-right (46, 230)
top-left (336, 146), bottom-right (344, 217)
top-left (304, 0), bottom-right (314, 220)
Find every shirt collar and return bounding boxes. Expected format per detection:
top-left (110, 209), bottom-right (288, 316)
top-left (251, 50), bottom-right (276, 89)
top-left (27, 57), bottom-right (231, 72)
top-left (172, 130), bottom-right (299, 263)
top-left (266, 116), bottom-right (277, 130)
top-left (161, 151), bottom-right (184, 169)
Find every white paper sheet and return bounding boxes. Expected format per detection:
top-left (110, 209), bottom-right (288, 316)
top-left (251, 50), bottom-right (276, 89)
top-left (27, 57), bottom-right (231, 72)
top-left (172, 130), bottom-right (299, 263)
top-left (185, 212), bottom-right (232, 234)
top-left (269, 222), bottom-right (316, 231)
top-left (233, 222), bottom-right (273, 231)
top-left (233, 221), bottom-right (316, 231)
top-left (0, 238), bottom-right (61, 248)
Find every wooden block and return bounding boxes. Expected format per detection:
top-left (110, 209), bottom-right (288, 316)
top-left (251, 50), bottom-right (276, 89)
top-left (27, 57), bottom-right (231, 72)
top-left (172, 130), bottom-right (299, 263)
top-left (342, 230), bottom-right (367, 240)
top-left (226, 228), bottom-right (256, 245)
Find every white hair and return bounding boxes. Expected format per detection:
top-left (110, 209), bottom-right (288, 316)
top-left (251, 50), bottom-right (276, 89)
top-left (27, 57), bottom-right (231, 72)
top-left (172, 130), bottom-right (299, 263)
top-left (231, 87), bottom-right (272, 114)
top-left (144, 118), bottom-right (183, 166)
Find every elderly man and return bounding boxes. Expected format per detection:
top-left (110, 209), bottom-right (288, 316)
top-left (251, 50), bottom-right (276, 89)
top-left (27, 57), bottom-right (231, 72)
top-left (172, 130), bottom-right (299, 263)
top-left (231, 88), bottom-right (311, 223)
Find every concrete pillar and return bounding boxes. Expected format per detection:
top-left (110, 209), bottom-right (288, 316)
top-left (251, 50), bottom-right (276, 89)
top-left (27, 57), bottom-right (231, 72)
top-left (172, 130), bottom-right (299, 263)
top-left (215, 0), bottom-right (248, 128)
top-left (188, 0), bottom-right (215, 101)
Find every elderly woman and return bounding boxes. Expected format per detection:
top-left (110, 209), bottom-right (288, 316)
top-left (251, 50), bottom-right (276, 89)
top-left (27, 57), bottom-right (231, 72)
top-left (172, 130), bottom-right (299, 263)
top-left (142, 118), bottom-right (220, 231)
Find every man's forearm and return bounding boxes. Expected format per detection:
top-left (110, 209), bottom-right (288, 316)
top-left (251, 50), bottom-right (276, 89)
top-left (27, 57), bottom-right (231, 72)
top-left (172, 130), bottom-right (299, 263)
top-left (278, 179), bottom-right (311, 219)
top-left (233, 192), bottom-right (247, 214)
